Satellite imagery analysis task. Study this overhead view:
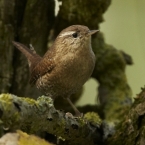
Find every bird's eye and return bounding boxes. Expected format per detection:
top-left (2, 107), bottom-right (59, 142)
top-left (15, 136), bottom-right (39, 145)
top-left (72, 32), bottom-right (78, 38)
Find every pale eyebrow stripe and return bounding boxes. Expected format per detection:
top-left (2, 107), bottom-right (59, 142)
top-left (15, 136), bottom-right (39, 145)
top-left (59, 31), bottom-right (75, 37)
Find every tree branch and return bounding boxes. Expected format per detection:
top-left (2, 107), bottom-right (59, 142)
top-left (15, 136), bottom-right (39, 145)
top-left (107, 87), bottom-right (145, 145)
top-left (0, 94), bottom-right (103, 145)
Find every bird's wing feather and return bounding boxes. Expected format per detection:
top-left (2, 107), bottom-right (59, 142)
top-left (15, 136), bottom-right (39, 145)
top-left (29, 57), bottom-right (55, 85)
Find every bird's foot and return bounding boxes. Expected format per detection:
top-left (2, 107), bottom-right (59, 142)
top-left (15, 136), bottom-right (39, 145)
top-left (74, 112), bottom-right (83, 117)
top-left (65, 112), bottom-right (83, 118)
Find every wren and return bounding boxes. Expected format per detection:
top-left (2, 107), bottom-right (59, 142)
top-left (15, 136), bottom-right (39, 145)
top-left (12, 25), bottom-right (99, 116)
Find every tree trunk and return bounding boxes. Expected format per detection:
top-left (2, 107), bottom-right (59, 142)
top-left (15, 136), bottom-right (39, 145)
top-left (0, 0), bottom-right (55, 97)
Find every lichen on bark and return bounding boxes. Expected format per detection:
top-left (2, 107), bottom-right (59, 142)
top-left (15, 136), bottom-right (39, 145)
top-left (0, 93), bottom-right (103, 145)
top-left (107, 88), bottom-right (145, 145)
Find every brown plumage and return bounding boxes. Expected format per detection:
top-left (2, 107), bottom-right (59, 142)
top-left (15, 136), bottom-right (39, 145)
top-left (12, 25), bottom-right (99, 116)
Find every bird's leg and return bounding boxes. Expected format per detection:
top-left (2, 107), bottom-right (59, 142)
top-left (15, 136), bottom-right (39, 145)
top-left (66, 97), bottom-right (82, 117)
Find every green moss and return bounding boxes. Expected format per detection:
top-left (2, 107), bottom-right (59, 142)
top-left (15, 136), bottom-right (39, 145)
top-left (21, 97), bottom-right (36, 105)
top-left (17, 130), bottom-right (53, 145)
top-left (91, 34), bottom-right (132, 122)
top-left (0, 94), bottom-right (13, 101)
top-left (84, 112), bottom-right (102, 127)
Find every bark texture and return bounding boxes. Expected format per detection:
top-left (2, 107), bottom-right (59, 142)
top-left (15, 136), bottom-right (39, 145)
top-left (0, 0), bottom-right (55, 97)
top-left (107, 88), bottom-right (145, 145)
top-left (0, 0), bottom-right (15, 94)
top-left (0, 94), bottom-right (103, 145)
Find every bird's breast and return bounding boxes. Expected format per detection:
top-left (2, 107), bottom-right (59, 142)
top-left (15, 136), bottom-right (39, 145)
top-left (36, 48), bottom-right (95, 98)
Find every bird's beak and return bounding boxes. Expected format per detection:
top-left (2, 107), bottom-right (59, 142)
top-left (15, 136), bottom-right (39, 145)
top-left (88, 30), bottom-right (99, 36)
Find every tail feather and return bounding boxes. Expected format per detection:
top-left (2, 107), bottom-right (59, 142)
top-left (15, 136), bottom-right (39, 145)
top-left (12, 41), bottom-right (42, 70)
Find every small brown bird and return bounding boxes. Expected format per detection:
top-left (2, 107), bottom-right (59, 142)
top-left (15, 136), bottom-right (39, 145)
top-left (12, 25), bottom-right (99, 116)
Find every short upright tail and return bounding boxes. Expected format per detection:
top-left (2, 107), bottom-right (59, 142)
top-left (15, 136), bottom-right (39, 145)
top-left (12, 41), bottom-right (42, 69)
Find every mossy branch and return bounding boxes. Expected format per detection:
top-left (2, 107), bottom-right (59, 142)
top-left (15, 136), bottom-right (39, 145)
top-left (107, 87), bottom-right (145, 145)
top-left (0, 94), bottom-right (103, 145)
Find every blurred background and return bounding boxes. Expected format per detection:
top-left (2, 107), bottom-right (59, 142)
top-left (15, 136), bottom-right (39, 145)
top-left (1, 0), bottom-right (144, 108)
top-left (76, 0), bottom-right (145, 106)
